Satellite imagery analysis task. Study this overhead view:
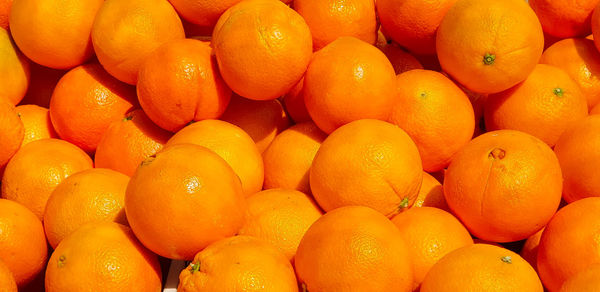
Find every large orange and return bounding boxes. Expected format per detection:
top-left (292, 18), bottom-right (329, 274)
top-left (0, 260), bottom-right (16, 292)
top-left (421, 244), bottom-right (543, 292)
top-left (436, 0), bottom-right (544, 94)
top-left (560, 264), bottom-right (600, 292)
top-left (45, 222), bottom-right (162, 292)
top-left (15, 105), bottom-right (57, 147)
top-left (178, 236), bottom-right (297, 291)
top-left (390, 69), bottom-right (475, 172)
top-left (0, 27), bottom-right (29, 105)
top-left (443, 130), bottom-right (563, 242)
top-left (166, 119), bottom-right (264, 197)
top-left (168, 0), bottom-right (242, 28)
top-left (137, 39), bottom-right (231, 132)
top-left (9, 0), bottom-right (102, 69)
top-left (530, 0), bottom-right (599, 38)
top-left (295, 206), bottom-right (414, 291)
top-left (1, 138), bottom-right (93, 219)
top-left (125, 144), bottom-right (246, 260)
top-left (0, 100), bottom-right (23, 171)
top-left (212, 0), bottom-right (312, 100)
top-left (19, 63), bottom-right (65, 108)
top-left (413, 172), bottom-right (448, 211)
top-left (281, 78), bottom-right (312, 123)
top-left (91, 0), bottom-right (185, 84)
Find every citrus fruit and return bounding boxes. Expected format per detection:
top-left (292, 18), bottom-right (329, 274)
top-left (14, 105), bottom-right (57, 147)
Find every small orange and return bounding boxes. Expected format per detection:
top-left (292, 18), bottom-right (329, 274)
top-left (560, 264), bottom-right (600, 292)
top-left (14, 105), bottom-right (57, 147)
top-left (413, 172), bottom-right (448, 211)
top-left (281, 78), bottom-right (312, 123)
top-left (0, 0), bottom-right (11, 30)
top-left (19, 63), bottom-right (65, 108)
top-left (530, 0), bottom-right (599, 38)
top-left (0, 259), bottom-right (17, 292)
top-left (520, 228), bottom-right (544, 273)
top-left (0, 100), bottom-right (23, 171)
top-left (168, 0), bottom-right (243, 28)
top-left (0, 27), bottom-right (29, 105)
top-left (376, 40), bottom-right (424, 75)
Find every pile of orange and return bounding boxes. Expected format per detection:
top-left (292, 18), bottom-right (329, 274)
top-left (2, 0), bottom-right (600, 291)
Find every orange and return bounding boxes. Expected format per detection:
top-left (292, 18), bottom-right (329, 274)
top-left (125, 144), bottom-right (246, 260)
top-left (389, 69), bottom-right (475, 172)
top-left (9, 0), bottom-right (102, 69)
top-left (310, 119), bottom-right (423, 217)
top-left (593, 103), bottom-right (600, 114)
top-left (45, 222), bottom-right (162, 292)
top-left (95, 109), bottom-right (172, 177)
top-left (1, 138), bottom-right (93, 219)
top-left (166, 119), bottom-right (264, 197)
top-left (530, 0), bottom-right (599, 38)
top-left (0, 0), bottom-right (11, 30)
top-left (294, 0), bottom-right (377, 51)
top-left (413, 172), bottom-right (448, 211)
top-left (137, 39), bottom-right (232, 132)
top-left (91, 0), bottom-right (185, 84)
top-left (0, 199), bottom-right (47, 287)
top-left (0, 99), bottom-right (23, 171)
top-left (554, 116), bottom-right (600, 202)
top-left (14, 105), bottom-right (57, 147)
top-left (436, 0), bottom-right (544, 94)
top-left (304, 37), bottom-right (397, 134)
top-left (19, 63), bottom-right (65, 108)
top-left (212, 0), bottom-right (312, 100)
top-left (443, 130), bottom-right (563, 242)
top-left (168, 0), bottom-right (243, 28)
top-left (0, 27), bottom-right (29, 105)
top-left (421, 244), bottom-right (543, 292)
top-left (520, 228), bottom-right (544, 273)
top-left (178, 236), bottom-right (297, 291)
top-left (0, 260), bottom-right (17, 292)
top-left (49, 63), bottom-right (137, 153)
top-left (484, 64), bottom-right (589, 146)
top-left (281, 78), bottom-right (312, 123)
top-left (537, 197), bottom-right (600, 291)
top-left (560, 264), bottom-right (600, 292)
top-left (377, 0), bottom-right (457, 55)
top-left (238, 189), bottom-right (323, 261)
top-left (376, 40), bottom-right (424, 75)
top-left (295, 206), bottom-right (414, 291)
top-left (43, 168), bottom-right (129, 248)
top-left (592, 6), bottom-right (600, 54)
top-left (391, 207), bottom-right (473, 289)
top-left (220, 94), bottom-right (291, 153)
top-left (263, 122), bottom-right (326, 194)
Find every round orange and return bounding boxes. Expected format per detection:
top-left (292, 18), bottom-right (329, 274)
top-left (560, 264), bottom-right (600, 292)
top-left (168, 0), bottom-right (243, 28)
top-left (0, 259), bottom-right (16, 292)
top-left (0, 99), bottom-right (23, 171)
top-left (413, 172), bottom-right (448, 211)
top-left (281, 78), bottom-right (312, 123)
top-left (376, 40), bottom-right (424, 75)
top-left (14, 105), bottom-right (57, 147)
top-left (520, 228), bottom-right (544, 273)
top-left (0, 27), bottom-right (29, 105)
top-left (530, 0), bottom-right (599, 38)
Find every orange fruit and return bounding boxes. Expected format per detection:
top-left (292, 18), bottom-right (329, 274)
top-left (178, 236), bottom-right (297, 292)
top-left (238, 189), bottom-right (323, 261)
top-left (295, 206), bottom-right (414, 291)
top-left (220, 94), bottom-right (291, 153)
top-left (592, 102), bottom-right (600, 114)
top-left (413, 172), bottom-right (448, 211)
top-left (0, 260), bottom-right (17, 292)
top-left (14, 105), bottom-right (57, 147)
top-left (137, 39), bottom-right (232, 132)
top-left (168, 0), bottom-right (243, 28)
top-left (95, 109), bottom-right (171, 177)
top-left (376, 41), bottom-right (424, 75)
top-left (436, 0), bottom-right (544, 94)
top-left (0, 99), bottom-right (23, 171)
top-left (1, 138), bottom-right (93, 219)
top-left (294, 0), bottom-right (377, 51)
top-left (91, 0), bottom-right (185, 84)
top-left (19, 63), bottom-right (65, 108)
top-left (554, 115), bottom-right (600, 202)
top-left (0, 0), bottom-right (11, 30)
top-left (391, 207), bottom-right (473, 289)
top-left (530, 0), bottom-right (599, 38)
top-left (125, 144), bottom-right (246, 260)
top-left (377, 0), bottom-right (457, 55)
top-left (484, 64), bottom-right (589, 147)
top-left (281, 78), bottom-right (312, 123)
top-left (0, 27), bottom-right (29, 105)
top-left (537, 197), bottom-right (600, 291)
top-left (443, 130), bottom-right (563, 242)
top-left (9, 0), bottom-right (102, 69)
top-left (304, 37), bottom-right (397, 134)
top-left (45, 222), bottom-right (162, 292)
top-left (166, 119), bottom-right (264, 197)
top-left (560, 264), bottom-right (600, 292)
top-left (520, 228), bottom-right (544, 273)
top-left (421, 244), bottom-right (543, 292)
top-left (389, 69), bottom-right (475, 172)
top-left (212, 0), bottom-right (312, 100)
top-left (43, 168), bottom-right (129, 248)
top-left (0, 199), bottom-right (47, 287)
top-left (263, 122), bottom-right (326, 194)
top-left (49, 63), bottom-right (137, 153)
top-left (310, 119), bottom-right (423, 217)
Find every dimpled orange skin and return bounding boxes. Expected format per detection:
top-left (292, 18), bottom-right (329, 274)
top-left (0, 260), bottom-right (17, 292)
top-left (178, 236), bottom-right (298, 292)
top-left (137, 39), bottom-right (232, 132)
top-left (91, 0), bottom-right (185, 85)
top-left (15, 105), bottom-right (57, 147)
top-left (1, 138), bottom-right (93, 220)
top-left (125, 144), bottom-right (246, 260)
top-left (304, 37), bottom-right (397, 134)
top-left (168, 0), bottom-right (243, 28)
top-left (421, 244), bottom-right (543, 292)
top-left (0, 100), bottom-right (24, 170)
top-left (443, 130), bottom-right (563, 242)
top-left (413, 172), bottom-right (449, 211)
top-left (295, 206), bottom-right (414, 292)
top-left (530, 0), bottom-right (599, 38)
top-left (560, 264), bottom-right (600, 292)
top-left (45, 222), bottom-right (162, 292)
top-left (436, 0), bottom-right (544, 94)
top-left (0, 28), bottom-right (29, 106)
top-left (212, 0), bottom-right (312, 101)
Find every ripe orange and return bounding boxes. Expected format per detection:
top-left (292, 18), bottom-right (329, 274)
top-left (0, 260), bottom-right (17, 292)
top-left (304, 37), bottom-right (397, 134)
top-left (45, 222), bottom-right (162, 292)
top-left (560, 264), bottom-right (600, 292)
top-left (91, 0), bottom-right (185, 84)
top-left (281, 78), bottom-right (312, 123)
top-left (19, 63), bottom-right (65, 108)
top-left (125, 144), bottom-right (246, 260)
top-left (0, 0), bottom-right (11, 30)
top-left (592, 103), bottom-right (600, 114)
top-left (1, 138), bottom-right (93, 219)
top-left (178, 236), bottom-right (298, 291)
top-left (168, 0), bottom-right (242, 28)
top-left (14, 105), bottom-right (57, 147)
top-left (530, 0), bottom-right (599, 38)
top-left (0, 27), bottom-right (29, 105)
top-left (443, 130), bottom-right (563, 242)
top-left (389, 69), bottom-right (475, 172)
top-left (0, 100), bottom-right (23, 171)
top-left (520, 228), bottom-right (544, 273)
top-left (413, 172), bottom-right (448, 211)
top-left (376, 40), bottom-right (424, 75)
top-left (295, 206), bottom-right (414, 291)
top-left (137, 39), bottom-right (231, 132)
top-left (436, 0), bottom-right (544, 94)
